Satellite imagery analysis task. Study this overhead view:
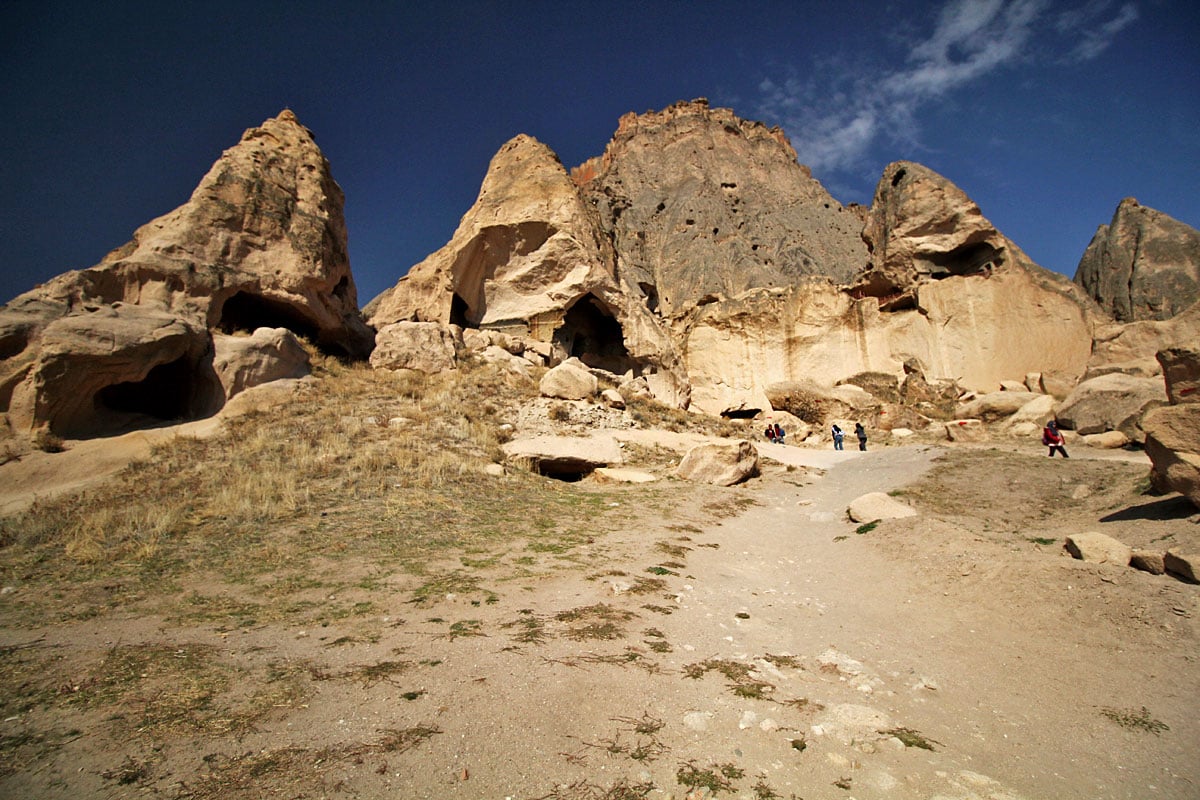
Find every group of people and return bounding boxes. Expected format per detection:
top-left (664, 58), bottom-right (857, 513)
top-left (830, 423), bottom-right (867, 451)
top-left (763, 422), bottom-right (786, 444)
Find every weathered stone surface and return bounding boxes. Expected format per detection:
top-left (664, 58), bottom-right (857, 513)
top-left (1157, 345), bottom-right (1200, 405)
top-left (1164, 550), bottom-right (1200, 584)
top-left (1056, 373), bottom-right (1167, 440)
top-left (1142, 405), bottom-right (1200, 508)
top-left (600, 388), bottom-right (626, 409)
top-left (1074, 198), bottom-right (1200, 322)
top-left (1130, 550), bottom-right (1166, 575)
top-left (7, 305), bottom-right (217, 437)
top-left (956, 391), bottom-right (1042, 422)
top-left (575, 99), bottom-right (867, 317)
top-left (501, 434), bottom-right (623, 479)
top-left (847, 492), bottom-right (917, 523)
top-left (945, 419), bottom-right (987, 442)
top-left (593, 467), bottom-right (656, 483)
top-left (1, 111), bottom-right (371, 437)
top-left (212, 328), bottom-right (310, 400)
top-left (369, 322), bottom-right (461, 373)
top-left (1004, 394), bottom-right (1057, 430)
top-left (539, 358), bottom-right (598, 400)
top-left (365, 131), bottom-right (688, 405)
top-left (675, 440), bottom-right (760, 486)
top-left (1082, 430), bottom-right (1130, 449)
top-left (1065, 532), bottom-right (1132, 566)
top-left (1089, 299), bottom-right (1200, 373)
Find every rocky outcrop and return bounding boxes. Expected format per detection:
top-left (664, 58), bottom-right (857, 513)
top-left (1056, 373), bottom-right (1166, 441)
top-left (1074, 198), bottom-right (1200, 322)
top-left (847, 492), bottom-right (917, 523)
top-left (1088, 299), bottom-right (1200, 377)
top-left (539, 358), bottom-right (598, 400)
top-left (1157, 345), bottom-right (1200, 405)
top-left (1142, 346), bottom-right (1200, 509)
top-left (212, 328), bottom-right (310, 400)
top-left (366, 133), bottom-right (688, 406)
top-left (502, 433), bottom-right (623, 480)
top-left (370, 322), bottom-right (462, 373)
top-left (574, 99), bottom-right (868, 317)
top-left (1, 111), bottom-right (371, 436)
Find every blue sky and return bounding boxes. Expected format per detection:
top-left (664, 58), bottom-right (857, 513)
top-left (2, 1), bottom-right (1197, 306)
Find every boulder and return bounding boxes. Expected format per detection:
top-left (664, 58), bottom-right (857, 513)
top-left (600, 388), bottom-right (626, 409)
top-left (675, 440), bottom-right (760, 486)
top-left (1064, 532), bottom-right (1132, 566)
top-left (540, 358), bottom-right (598, 400)
top-left (502, 434), bottom-right (623, 480)
top-left (945, 419), bottom-right (987, 442)
top-left (1157, 345), bottom-right (1200, 405)
top-left (1073, 197), bottom-right (1200, 322)
top-left (370, 321), bottom-right (461, 373)
top-left (212, 328), bottom-right (310, 400)
top-left (1005, 394), bottom-right (1057, 428)
top-left (7, 305), bottom-right (217, 437)
top-left (956, 391), bottom-right (1042, 422)
top-left (1089, 299), bottom-right (1200, 373)
top-left (1056, 373), bottom-right (1166, 440)
top-left (847, 492), bottom-right (917, 523)
top-left (1164, 550), bottom-right (1200, 584)
top-left (1025, 372), bottom-right (1045, 393)
top-left (1082, 430), bottom-right (1130, 449)
top-left (1130, 550), bottom-right (1166, 575)
top-left (1142, 405), bottom-right (1200, 508)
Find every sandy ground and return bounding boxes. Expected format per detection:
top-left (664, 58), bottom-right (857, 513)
top-left (1, 436), bottom-right (1197, 799)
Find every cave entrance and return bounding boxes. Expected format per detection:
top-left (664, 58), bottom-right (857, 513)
top-left (216, 291), bottom-right (351, 356)
top-left (450, 293), bottom-right (477, 329)
top-left (720, 408), bottom-right (762, 420)
top-left (926, 242), bottom-right (1001, 279)
top-left (553, 294), bottom-right (633, 374)
top-left (83, 355), bottom-right (217, 437)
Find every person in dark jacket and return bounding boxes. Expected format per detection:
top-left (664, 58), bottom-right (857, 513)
top-left (854, 422), bottom-right (868, 451)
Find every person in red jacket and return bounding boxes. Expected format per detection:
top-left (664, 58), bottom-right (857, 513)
top-left (1042, 420), bottom-right (1069, 458)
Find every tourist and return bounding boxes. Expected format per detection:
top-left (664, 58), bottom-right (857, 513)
top-left (764, 424), bottom-right (777, 444)
top-left (855, 422), bottom-right (868, 451)
top-left (773, 422), bottom-right (785, 444)
top-left (1042, 420), bottom-right (1069, 458)
top-left (831, 424), bottom-right (844, 450)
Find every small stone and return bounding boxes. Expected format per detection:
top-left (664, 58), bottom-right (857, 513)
top-left (1164, 550), bottom-right (1200, 584)
top-left (1130, 550), bottom-right (1166, 575)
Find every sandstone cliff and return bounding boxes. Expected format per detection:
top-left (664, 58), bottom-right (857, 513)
top-left (1074, 198), bottom-right (1200, 322)
top-left (0, 110), bottom-right (371, 436)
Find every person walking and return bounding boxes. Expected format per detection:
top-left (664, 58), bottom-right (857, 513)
top-left (831, 424), bottom-right (845, 451)
top-left (854, 422), bottom-right (868, 451)
top-left (1042, 420), bottom-right (1069, 458)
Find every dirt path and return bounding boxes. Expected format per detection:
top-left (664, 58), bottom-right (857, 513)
top-left (3, 442), bottom-right (1195, 800)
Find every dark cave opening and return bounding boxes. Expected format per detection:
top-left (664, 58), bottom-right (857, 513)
top-left (93, 356), bottom-right (203, 425)
top-left (721, 408), bottom-right (762, 420)
top-left (450, 293), bottom-right (477, 329)
top-left (926, 241), bottom-right (1001, 279)
top-left (554, 294), bottom-right (634, 374)
top-left (218, 290), bottom-right (323, 344)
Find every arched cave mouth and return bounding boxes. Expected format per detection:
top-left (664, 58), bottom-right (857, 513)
top-left (925, 242), bottom-right (1002, 279)
top-left (531, 459), bottom-right (594, 483)
top-left (553, 294), bottom-right (634, 374)
top-left (84, 355), bottom-right (217, 438)
top-left (217, 291), bottom-right (349, 356)
top-left (721, 408), bottom-right (762, 420)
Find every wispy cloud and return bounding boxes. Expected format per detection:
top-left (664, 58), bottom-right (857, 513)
top-left (755, 0), bottom-right (1138, 176)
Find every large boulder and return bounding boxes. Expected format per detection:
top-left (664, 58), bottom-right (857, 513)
top-left (539, 358), bottom-right (598, 400)
top-left (7, 305), bottom-right (217, 437)
top-left (1089, 299), bottom-right (1200, 375)
top-left (1157, 345), bottom-right (1200, 405)
top-left (1142, 405), bottom-right (1200, 509)
top-left (847, 492), bottom-right (917, 523)
top-left (1074, 198), bottom-right (1200, 322)
top-left (1056, 373), bottom-right (1167, 440)
top-left (212, 328), bottom-right (310, 400)
top-left (675, 440), bottom-right (760, 486)
top-left (956, 391), bottom-right (1042, 423)
top-left (370, 321), bottom-right (461, 373)
top-left (502, 434), bottom-right (623, 480)
top-left (1065, 532), bottom-right (1132, 566)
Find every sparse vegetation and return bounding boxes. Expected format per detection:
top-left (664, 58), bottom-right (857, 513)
top-left (1100, 706), bottom-right (1169, 735)
top-left (676, 760), bottom-right (744, 794)
top-left (855, 520), bottom-right (879, 534)
top-left (881, 726), bottom-right (939, 750)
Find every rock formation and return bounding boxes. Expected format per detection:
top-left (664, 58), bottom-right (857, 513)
top-left (0, 110), bottom-right (371, 437)
top-left (573, 99), bottom-right (868, 317)
top-left (1074, 198), bottom-right (1200, 322)
top-left (1142, 347), bottom-right (1200, 509)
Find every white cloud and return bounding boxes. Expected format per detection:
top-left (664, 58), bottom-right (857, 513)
top-left (754, 0), bottom-right (1138, 176)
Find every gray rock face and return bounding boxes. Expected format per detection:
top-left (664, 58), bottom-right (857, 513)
top-left (1074, 198), bottom-right (1200, 322)
top-left (574, 99), bottom-right (868, 317)
top-left (1157, 345), bottom-right (1200, 405)
top-left (1056, 373), bottom-right (1167, 440)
